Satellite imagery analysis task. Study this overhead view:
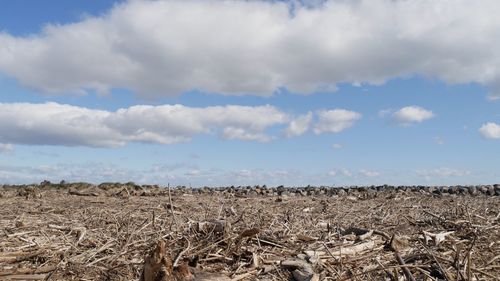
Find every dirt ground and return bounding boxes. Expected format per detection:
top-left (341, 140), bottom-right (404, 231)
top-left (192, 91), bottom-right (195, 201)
top-left (1, 186), bottom-right (499, 280)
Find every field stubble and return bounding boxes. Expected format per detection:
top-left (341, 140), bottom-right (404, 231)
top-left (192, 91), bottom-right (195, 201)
top-left (0, 185), bottom-right (499, 280)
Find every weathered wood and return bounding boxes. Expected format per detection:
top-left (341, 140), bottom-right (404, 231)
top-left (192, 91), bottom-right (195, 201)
top-left (68, 189), bottom-right (99, 196)
top-left (141, 240), bottom-right (176, 281)
top-left (141, 240), bottom-right (232, 281)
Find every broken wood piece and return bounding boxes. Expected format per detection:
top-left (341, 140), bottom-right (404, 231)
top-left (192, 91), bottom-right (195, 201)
top-left (73, 227), bottom-right (86, 245)
top-left (230, 270), bottom-right (257, 281)
top-left (196, 220), bottom-right (231, 237)
top-left (292, 270), bottom-right (319, 281)
top-left (422, 231), bottom-right (454, 246)
top-left (239, 228), bottom-right (260, 238)
top-left (388, 235), bottom-right (416, 281)
top-left (281, 259), bottom-right (313, 273)
top-left (323, 240), bottom-right (376, 257)
top-left (173, 239), bottom-right (190, 268)
top-left (5, 231), bottom-right (34, 238)
top-left (316, 221), bottom-right (329, 230)
top-left (141, 240), bottom-right (231, 281)
top-left (0, 250), bottom-right (44, 263)
top-left (341, 227), bottom-right (374, 241)
top-left (281, 258), bottom-right (316, 281)
top-left (303, 250), bottom-right (322, 265)
top-left (194, 270), bottom-right (231, 281)
top-left (68, 189), bottom-right (99, 196)
top-left (141, 240), bottom-right (175, 281)
top-left (0, 266), bottom-right (56, 277)
top-left (252, 237), bottom-right (287, 249)
top-left (297, 234), bottom-right (317, 242)
top-left (0, 274), bottom-right (47, 280)
top-left (252, 252), bottom-right (260, 268)
top-left (388, 235), bottom-right (409, 252)
top-left (48, 224), bottom-right (86, 244)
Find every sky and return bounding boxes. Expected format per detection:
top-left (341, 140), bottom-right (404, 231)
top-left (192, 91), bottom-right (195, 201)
top-left (0, 0), bottom-right (499, 186)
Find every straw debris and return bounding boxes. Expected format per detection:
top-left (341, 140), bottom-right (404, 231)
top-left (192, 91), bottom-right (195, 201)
top-left (0, 183), bottom-right (499, 280)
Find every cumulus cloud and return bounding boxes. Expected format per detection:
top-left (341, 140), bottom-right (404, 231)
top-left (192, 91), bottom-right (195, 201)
top-left (1, 0), bottom-right (500, 98)
top-left (0, 143), bottom-right (13, 153)
top-left (314, 109), bottom-right (361, 134)
top-left (0, 102), bottom-right (289, 147)
top-left (222, 127), bottom-right (272, 142)
top-left (392, 106), bottom-right (434, 126)
top-left (479, 122), bottom-right (500, 139)
top-left (285, 112), bottom-right (312, 137)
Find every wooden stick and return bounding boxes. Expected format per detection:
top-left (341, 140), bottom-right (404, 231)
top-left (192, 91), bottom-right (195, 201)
top-left (173, 238), bottom-right (191, 268)
top-left (167, 183), bottom-right (179, 230)
top-left (0, 266), bottom-right (56, 276)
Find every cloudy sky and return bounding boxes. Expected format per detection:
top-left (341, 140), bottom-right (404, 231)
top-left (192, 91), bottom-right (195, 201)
top-left (0, 0), bottom-right (499, 186)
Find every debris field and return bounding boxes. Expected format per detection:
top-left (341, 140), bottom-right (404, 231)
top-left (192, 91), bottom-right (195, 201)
top-left (0, 183), bottom-right (499, 280)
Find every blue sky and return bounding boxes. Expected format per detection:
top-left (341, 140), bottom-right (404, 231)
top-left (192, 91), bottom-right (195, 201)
top-left (0, 0), bottom-right (498, 186)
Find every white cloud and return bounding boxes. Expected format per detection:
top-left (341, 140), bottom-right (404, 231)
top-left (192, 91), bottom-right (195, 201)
top-left (359, 169), bottom-right (380, 177)
top-left (0, 102), bottom-right (290, 147)
top-left (332, 143), bottom-right (343, 149)
top-left (479, 122), bottom-right (500, 139)
top-left (185, 169), bottom-right (202, 177)
top-left (392, 106), bottom-right (434, 126)
top-left (222, 127), bottom-right (271, 142)
top-left (416, 168), bottom-right (471, 179)
top-left (285, 112), bottom-right (312, 137)
top-left (0, 143), bottom-right (13, 153)
top-left (328, 169), bottom-right (353, 177)
top-left (1, 0), bottom-right (500, 98)
top-left (314, 109), bottom-right (362, 134)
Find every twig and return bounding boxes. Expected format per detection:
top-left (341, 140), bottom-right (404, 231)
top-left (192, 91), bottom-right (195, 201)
top-left (420, 242), bottom-right (451, 281)
top-left (167, 183), bottom-right (179, 230)
top-left (338, 264), bottom-right (428, 281)
top-left (0, 266), bottom-right (56, 276)
top-left (389, 235), bottom-right (416, 281)
top-left (173, 238), bottom-right (191, 268)
top-left (394, 252), bottom-right (416, 281)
